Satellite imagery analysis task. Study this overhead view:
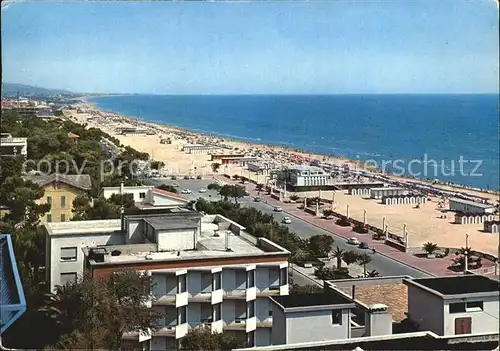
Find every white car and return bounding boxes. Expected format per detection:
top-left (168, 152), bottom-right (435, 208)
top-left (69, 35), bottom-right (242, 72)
top-left (347, 237), bottom-right (360, 245)
top-left (181, 189), bottom-right (192, 194)
top-left (274, 206), bottom-right (283, 212)
top-left (282, 217), bottom-right (292, 224)
top-left (199, 188), bottom-right (207, 193)
top-left (172, 183), bottom-right (180, 187)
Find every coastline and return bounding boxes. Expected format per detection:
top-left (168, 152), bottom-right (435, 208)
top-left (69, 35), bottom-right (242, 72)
top-left (75, 97), bottom-right (500, 200)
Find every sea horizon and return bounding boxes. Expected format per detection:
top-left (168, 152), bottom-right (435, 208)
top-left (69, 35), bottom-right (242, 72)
top-left (88, 94), bottom-right (499, 191)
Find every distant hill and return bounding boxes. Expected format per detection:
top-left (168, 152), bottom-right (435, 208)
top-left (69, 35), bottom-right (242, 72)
top-left (1, 82), bottom-right (74, 97)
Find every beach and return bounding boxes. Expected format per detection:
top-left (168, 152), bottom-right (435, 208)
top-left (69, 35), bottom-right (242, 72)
top-left (64, 102), bottom-right (499, 256)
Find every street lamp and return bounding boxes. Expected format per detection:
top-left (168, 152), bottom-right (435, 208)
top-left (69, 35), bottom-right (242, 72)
top-left (464, 233), bottom-right (469, 275)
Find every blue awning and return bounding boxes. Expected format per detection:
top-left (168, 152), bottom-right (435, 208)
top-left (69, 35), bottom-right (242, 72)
top-left (0, 234), bottom-right (27, 333)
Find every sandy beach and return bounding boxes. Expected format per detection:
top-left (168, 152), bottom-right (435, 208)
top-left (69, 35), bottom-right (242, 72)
top-left (64, 102), bottom-right (499, 256)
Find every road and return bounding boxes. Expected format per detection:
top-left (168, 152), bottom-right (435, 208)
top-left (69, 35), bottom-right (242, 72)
top-left (145, 177), bottom-right (431, 279)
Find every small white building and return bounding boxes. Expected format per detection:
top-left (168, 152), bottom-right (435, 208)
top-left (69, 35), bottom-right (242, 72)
top-left (279, 165), bottom-right (333, 187)
top-left (101, 185), bottom-right (189, 209)
top-left (182, 144), bottom-right (222, 154)
top-left (448, 198), bottom-right (496, 215)
top-left (269, 292), bottom-right (356, 345)
top-left (101, 185), bottom-right (155, 202)
top-left (404, 275), bottom-right (499, 336)
top-left (370, 187), bottom-right (409, 199)
top-left (247, 161), bottom-right (278, 175)
top-left (0, 133), bottom-right (27, 156)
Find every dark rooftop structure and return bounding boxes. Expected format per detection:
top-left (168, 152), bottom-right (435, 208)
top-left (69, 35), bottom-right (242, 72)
top-left (144, 217), bottom-right (198, 231)
top-left (0, 234), bottom-right (27, 333)
top-left (405, 275), bottom-right (499, 296)
top-left (271, 292), bottom-right (355, 311)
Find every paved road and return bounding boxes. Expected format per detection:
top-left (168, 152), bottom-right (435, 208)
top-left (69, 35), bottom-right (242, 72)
top-left (146, 177), bottom-right (430, 279)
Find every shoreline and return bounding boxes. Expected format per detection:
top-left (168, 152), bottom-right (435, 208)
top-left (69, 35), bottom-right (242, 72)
top-left (77, 97), bottom-right (500, 199)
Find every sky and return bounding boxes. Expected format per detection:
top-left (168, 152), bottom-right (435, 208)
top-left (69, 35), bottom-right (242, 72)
top-left (1, 0), bottom-right (499, 94)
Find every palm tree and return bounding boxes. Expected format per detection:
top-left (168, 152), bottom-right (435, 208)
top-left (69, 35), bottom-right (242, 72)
top-left (291, 248), bottom-right (310, 264)
top-left (330, 246), bottom-right (345, 269)
top-left (211, 163), bottom-right (221, 173)
top-left (341, 251), bottom-right (359, 266)
top-left (366, 269), bottom-right (380, 277)
top-left (422, 242), bottom-right (438, 256)
top-left (255, 184), bottom-right (264, 192)
top-left (357, 253), bottom-right (372, 277)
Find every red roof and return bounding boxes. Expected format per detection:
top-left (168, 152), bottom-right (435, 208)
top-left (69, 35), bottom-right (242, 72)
top-left (68, 132), bottom-right (80, 138)
top-left (151, 188), bottom-right (187, 202)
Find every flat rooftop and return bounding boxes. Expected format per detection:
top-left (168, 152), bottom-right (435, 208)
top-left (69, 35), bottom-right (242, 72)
top-left (272, 292), bottom-right (353, 309)
top-left (45, 219), bottom-right (121, 236)
top-left (286, 165), bottom-right (324, 172)
top-left (449, 197), bottom-right (495, 209)
top-left (407, 275), bottom-right (499, 295)
top-left (370, 187), bottom-right (407, 191)
top-left (144, 217), bottom-right (198, 231)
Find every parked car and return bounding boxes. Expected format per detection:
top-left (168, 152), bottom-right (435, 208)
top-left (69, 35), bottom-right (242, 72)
top-left (183, 175), bottom-right (190, 180)
top-left (189, 175), bottom-right (196, 180)
top-left (347, 237), bottom-right (360, 245)
top-left (282, 217), bottom-right (292, 224)
top-left (274, 206), bottom-right (283, 212)
top-left (199, 188), bottom-right (207, 193)
top-left (358, 242), bottom-right (370, 249)
top-left (197, 175), bottom-right (202, 179)
top-left (171, 176), bottom-right (177, 180)
top-left (181, 189), bottom-right (192, 194)
top-left (254, 197), bottom-right (262, 202)
top-left (172, 183), bottom-right (180, 187)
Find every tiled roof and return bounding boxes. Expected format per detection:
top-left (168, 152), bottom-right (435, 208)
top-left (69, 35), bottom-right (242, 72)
top-left (0, 234), bottom-right (27, 333)
top-left (340, 283), bottom-right (408, 322)
top-left (67, 132), bottom-right (80, 138)
top-left (23, 174), bottom-right (92, 190)
top-left (151, 188), bottom-right (187, 202)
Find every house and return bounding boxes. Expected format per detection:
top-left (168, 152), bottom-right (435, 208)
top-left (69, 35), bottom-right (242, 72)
top-left (23, 174), bottom-right (92, 223)
top-left (0, 133), bottom-right (27, 156)
top-left (269, 291), bottom-right (356, 345)
top-left (404, 275), bottom-right (499, 336)
top-left (44, 209), bottom-right (290, 349)
top-left (0, 234), bottom-right (27, 334)
top-left (100, 185), bottom-right (189, 209)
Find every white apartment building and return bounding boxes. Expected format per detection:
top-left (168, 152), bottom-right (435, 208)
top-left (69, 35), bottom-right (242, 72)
top-left (101, 185), bottom-right (188, 209)
top-left (44, 209), bottom-right (290, 350)
top-left (404, 275), bottom-right (499, 336)
top-left (448, 198), bottom-right (496, 215)
top-left (278, 165), bottom-right (333, 188)
top-left (0, 133), bottom-right (27, 156)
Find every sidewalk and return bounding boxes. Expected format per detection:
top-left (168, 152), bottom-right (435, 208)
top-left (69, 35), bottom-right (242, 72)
top-left (214, 176), bottom-right (497, 277)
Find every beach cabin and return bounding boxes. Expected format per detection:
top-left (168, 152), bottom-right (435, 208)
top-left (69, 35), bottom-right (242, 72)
top-left (382, 194), bottom-right (427, 205)
top-left (454, 212), bottom-right (495, 225)
top-left (448, 198), bottom-right (496, 215)
top-left (370, 187), bottom-right (409, 199)
top-left (483, 220), bottom-right (500, 233)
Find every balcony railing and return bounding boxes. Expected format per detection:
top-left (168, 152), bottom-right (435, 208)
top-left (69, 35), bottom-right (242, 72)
top-left (152, 326), bottom-right (176, 337)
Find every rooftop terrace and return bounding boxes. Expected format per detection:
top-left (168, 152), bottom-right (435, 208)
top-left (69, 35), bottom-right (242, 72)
top-left (406, 275), bottom-right (499, 296)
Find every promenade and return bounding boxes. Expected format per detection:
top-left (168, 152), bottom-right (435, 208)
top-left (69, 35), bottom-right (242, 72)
top-left (215, 176), bottom-right (497, 277)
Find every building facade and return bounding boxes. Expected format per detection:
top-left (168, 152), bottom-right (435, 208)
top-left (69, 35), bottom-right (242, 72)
top-left (0, 133), bottom-right (27, 156)
top-left (278, 165), bottom-right (333, 188)
top-left (370, 187), bottom-right (409, 199)
top-left (24, 174), bottom-right (92, 223)
top-left (448, 198), bottom-right (496, 215)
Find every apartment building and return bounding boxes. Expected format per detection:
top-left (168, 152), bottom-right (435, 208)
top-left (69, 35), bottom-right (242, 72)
top-left (24, 174), bottom-right (92, 223)
top-left (0, 133), bottom-right (27, 156)
top-left (278, 165), bottom-right (333, 189)
top-left (44, 209), bottom-right (290, 350)
top-left (101, 184), bottom-right (189, 210)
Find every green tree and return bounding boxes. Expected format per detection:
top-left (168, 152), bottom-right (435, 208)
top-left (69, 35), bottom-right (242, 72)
top-left (308, 234), bottom-right (334, 258)
top-left (290, 284), bottom-right (322, 294)
top-left (180, 327), bottom-right (244, 351)
top-left (219, 184), bottom-right (233, 201)
top-left (157, 184), bottom-right (178, 193)
top-left (323, 209), bottom-right (334, 218)
top-left (341, 251), bottom-right (360, 266)
top-left (423, 242), bottom-right (438, 255)
top-left (314, 266), bottom-right (350, 280)
top-left (366, 270), bottom-right (380, 277)
top-left (357, 253), bottom-right (372, 277)
top-left (211, 163), bottom-right (221, 173)
top-left (331, 246), bottom-right (345, 269)
top-left (255, 183), bottom-right (264, 192)
top-left (207, 183), bottom-right (222, 191)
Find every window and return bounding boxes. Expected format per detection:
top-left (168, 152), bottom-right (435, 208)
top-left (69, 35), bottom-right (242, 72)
top-left (332, 310), bottom-right (342, 325)
top-left (247, 270), bottom-right (255, 288)
top-left (213, 271), bottom-right (222, 291)
top-left (449, 303), bottom-right (466, 314)
top-left (466, 301), bottom-right (483, 311)
top-left (246, 331), bottom-right (255, 347)
top-left (213, 303), bottom-right (222, 322)
top-left (177, 274), bottom-right (187, 293)
top-left (178, 306), bottom-right (187, 324)
top-left (279, 267), bottom-right (288, 286)
top-left (60, 272), bottom-right (77, 285)
top-left (47, 214), bottom-right (52, 222)
top-left (47, 196), bottom-right (52, 205)
top-left (247, 301), bottom-right (255, 318)
top-left (60, 247), bottom-right (77, 261)
top-left (139, 192), bottom-right (146, 199)
top-left (60, 196), bottom-right (66, 208)
top-left (60, 213), bottom-right (66, 222)
top-left (269, 310), bottom-right (273, 317)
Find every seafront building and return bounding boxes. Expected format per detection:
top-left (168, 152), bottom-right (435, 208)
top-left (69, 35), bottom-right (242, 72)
top-left (100, 184), bottom-right (189, 209)
top-left (448, 197), bottom-right (496, 214)
top-left (23, 174), bottom-right (92, 223)
top-left (44, 209), bottom-right (290, 349)
top-left (0, 133), bottom-right (27, 156)
top-left (277, 165), bottom-right (333, 190)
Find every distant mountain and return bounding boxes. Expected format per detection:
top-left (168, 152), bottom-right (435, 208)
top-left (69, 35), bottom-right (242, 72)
top-left (1, 82), bottom-right (74, 97)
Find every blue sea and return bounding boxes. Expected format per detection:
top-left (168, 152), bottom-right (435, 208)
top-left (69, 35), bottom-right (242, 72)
top-left (88, 95), bottom-right (499, 190)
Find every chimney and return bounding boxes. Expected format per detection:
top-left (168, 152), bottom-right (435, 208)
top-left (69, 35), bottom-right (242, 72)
top-left (120, 182), bottom-right (124, 195)
top-left (365, 304), bottom-right (392, 337)
top-left (225, 231), bottom-right (231, 251)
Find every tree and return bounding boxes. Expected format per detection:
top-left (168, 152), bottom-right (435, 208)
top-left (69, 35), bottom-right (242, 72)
top-left (341, 251), bottom-right (359, 266)
top-left (231, 185), bottom-right (246, 203)
top-left (211, 163), bottom-right (221, 173)
top-left (323, 209), bottom-right (334, 219)
top-left (291, 248), bottom-right (310, 264)
top-left (207, 183), bottom-right (222, 191)
top-left (181, 327), bottom-right (243, 351)
top-left (308, 234), bottom-right (334, 258)
top-left (331, 246), bottom-right (345, 269)
top-left (423, 242), bottom-right (438, 255)
top-left (219, 185), bottom-right (233, 201)
top-left (156, 184), bottom-right (178, 193)
top-left (366, 270), bottom-right (380, 277)
top-left (290, 284), bottom-right (322, 294)
top-left (255, 183), bottom-right (264, 192)
top-left (357, 253), bottom-right (372, 277)
top-left (314, 266), bottom-right (350, 280)
top-left (289, 194), bottom-right (300, 201)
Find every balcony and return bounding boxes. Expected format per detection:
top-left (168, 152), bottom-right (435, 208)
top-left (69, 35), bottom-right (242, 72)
top-left (188, 292), bottom-right (211, 303)
top-left (256, 286), bottom-right (281, 297)
top-left (153, 326), bottom-right (176, 337)
top-left (224, 289), bottom-right (246, 300)
top-left (153, 291), bottom-right (188, 307)
top-left (189, 319), bottom-right (224, 334)
top-left (122, 329), bottom-right (151, 342)
top-left (224, 317), bottom-right (256, 332)
top-left (256, 318), bottom-right (273, 328)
